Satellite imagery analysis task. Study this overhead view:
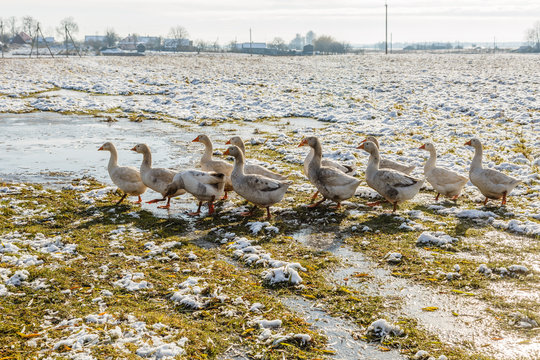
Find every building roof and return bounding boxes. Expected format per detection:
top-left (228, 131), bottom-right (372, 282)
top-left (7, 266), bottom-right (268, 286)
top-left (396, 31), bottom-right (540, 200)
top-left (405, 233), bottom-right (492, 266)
top-left (85, 35), bottom-right (107, 42)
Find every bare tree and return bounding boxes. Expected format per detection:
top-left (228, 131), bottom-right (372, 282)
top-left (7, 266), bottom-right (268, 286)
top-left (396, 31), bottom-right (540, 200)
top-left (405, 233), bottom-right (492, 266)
top-left (21, 16), bottom-right (37, 38)
top-left (269, 37), bottom-right (287, 51)
top-left (8, 16), bottom-right (17, 38)
top-left (314, 35), bottom-right (346, 54)
top-left (169, 26), bottom-right (189, 52)
top-left (56, 17), bottom-right (79, 44)
top-left (525, 20), bottom-right (540, 50)
top-left (105, 28), bottom-right (119, 47)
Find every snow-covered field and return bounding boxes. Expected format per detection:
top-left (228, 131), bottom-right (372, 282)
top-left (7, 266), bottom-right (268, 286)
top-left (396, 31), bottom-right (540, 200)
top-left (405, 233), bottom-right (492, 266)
top-left (0, 53), bottom-right (539, 359)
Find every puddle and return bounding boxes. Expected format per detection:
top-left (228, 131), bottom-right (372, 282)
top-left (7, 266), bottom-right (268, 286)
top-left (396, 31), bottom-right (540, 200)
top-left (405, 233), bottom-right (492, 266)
top-left (1, 111), bottom-right (325, 218)
top-left (292, 228), bottom-right (540, 359)
top-left (282, 296), bottom-right (404, 360)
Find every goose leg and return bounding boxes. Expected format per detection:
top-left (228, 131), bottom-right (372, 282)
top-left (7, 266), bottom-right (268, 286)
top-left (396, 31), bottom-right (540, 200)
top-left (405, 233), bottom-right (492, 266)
top-left (133, 195), bottom-right (143, 204)
top-left (310, 191), bottom-right (319, 201)
top-left (392, 202), bottom-right (398, 213)
top-left (501, 192), bottom-right (507, 206)
top-left (435, 193), bottom-right (440, 201)
top-left (188, 202), bottom-right (202, 216)
top-left (221, 191), bottom-right (228, 201)
top-left (208, 202), bottom-right (215, 214)
top-left (147, 197), bottom-right (166, 204)
top-left (451, 195), bottom-right (459, 200)
top-left (116, 193), bottom-right (127, 205)
top-left (330, 202), bottom-right (341, 209)
top-left (266, 207), bottom-right (272, 219)
top-left (367, 200), bottom-right (381, 207)
top-left (308, 198), bottom-right (326, 208)
top-left (241, 206), bottom-right (256, 217)
top-left (483, 197), bottom-right (489, 206)
top-left (157, 197), bottom-right (171, 209)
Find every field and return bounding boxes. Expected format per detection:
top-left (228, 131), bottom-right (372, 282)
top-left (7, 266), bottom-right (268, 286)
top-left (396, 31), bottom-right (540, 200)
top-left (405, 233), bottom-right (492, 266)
top-left (0, 53), bottom-right (539, 360)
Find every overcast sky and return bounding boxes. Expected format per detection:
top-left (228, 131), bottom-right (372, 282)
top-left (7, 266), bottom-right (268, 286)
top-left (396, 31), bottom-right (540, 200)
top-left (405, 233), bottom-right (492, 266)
top-left (4, 0), bottom-right (539, 44)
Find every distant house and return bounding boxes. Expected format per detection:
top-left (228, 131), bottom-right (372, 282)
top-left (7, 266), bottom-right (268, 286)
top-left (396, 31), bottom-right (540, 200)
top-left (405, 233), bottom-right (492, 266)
top-left (302, 44), bottom-right (314, 55)
top-left (118, 35), bottom-right (163, 50)
top-left (12, 32), bottom-right (32, 44)
top-left (85, 35), bottom-right (107, 43)
top-left (235, 42), bottom-right (267, 50)
top-left (162, 38), bottom-right (192, 50)
top-left (37, 37), bottom-right (55, 44)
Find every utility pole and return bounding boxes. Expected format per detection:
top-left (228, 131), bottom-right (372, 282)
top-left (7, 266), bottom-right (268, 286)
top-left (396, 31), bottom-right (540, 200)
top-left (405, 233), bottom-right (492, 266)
top-left (385, 2), bottom-right (388, 54)
top-left (391, 32), bottom-right (393, 54)
top-left (1, 20), bottom-right (4, 58)
top-left (249, 28), bottom-right (252, 56)
top-left (65, 25), bottom-right (69, 57)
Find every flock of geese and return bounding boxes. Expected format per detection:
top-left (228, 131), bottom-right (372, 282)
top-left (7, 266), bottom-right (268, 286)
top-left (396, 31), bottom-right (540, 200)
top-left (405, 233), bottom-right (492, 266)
top-left (98, 135), bottom-right (521, 219)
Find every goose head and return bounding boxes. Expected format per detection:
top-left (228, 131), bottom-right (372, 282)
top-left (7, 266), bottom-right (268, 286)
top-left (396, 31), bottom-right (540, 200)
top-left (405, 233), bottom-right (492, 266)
top-left (357, 141), bottom-right (378, 155)
top-left (418, 142), bottom-right (435, 151)
top-left (464, 138), bottom-right (482, 149)
top-left (226, 136), bottom-right (243, 147)
top-left (192, 134), bottom-right (211, 145)
top-left (298, 136), bottom-right (318, 148)
top-left (98, 142), bottom-right (114, 152)
top-left (361, 136), bottom-right (380, 148)
top-left (223, 145), bottom-right (242, 158)
top-left (130, 143), bottom-right (150, 154)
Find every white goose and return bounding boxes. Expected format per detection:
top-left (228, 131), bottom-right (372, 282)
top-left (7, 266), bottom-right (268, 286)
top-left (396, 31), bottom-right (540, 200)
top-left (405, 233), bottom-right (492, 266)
top-left (419, 142), bottom-right (468, 201)
top-left (361, 136), bottom-right (415, 174)
top-left (98, 142), bottom-right (147, 205)
top-left (193, 134), bottom-right (233, 199)
top-left (303, 144), bottom-right (355, 201)
top-left (226, 136), bottom-right (288, 180)
top-left (465, 138), bottom-right (520, 206)
top-left (299, 136), bottom-right (361, 209)
top-left (223, 145), bottom-right (292, 219)
top-left (131, 143), bottom-right (185, 209)
top-left (359, 141), bottom-right (423, 212)
top-left (164, 170), bottom-right (225, 216)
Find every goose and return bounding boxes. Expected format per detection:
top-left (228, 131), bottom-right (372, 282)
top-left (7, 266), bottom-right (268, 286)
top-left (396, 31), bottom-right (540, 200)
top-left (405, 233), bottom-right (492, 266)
top-left (465, 138), bottom-right (520, 206)
top-left (98, 142), bottom-right (147, 205)
top-left (131, 143), bottom-right (185, 209)
top-left (358, 141), bottom-right (423, 212)
top-left (419, 143), bottom-right (468, 201)
top-left (299, 136), bottom-right (361, 209)
top-left (223, 145), bottom-right (292, 219)
top-left (303, 146), bottom-right (355, 201)
top-left (193, 134), bottom-right (233, 199)
top-left (164, 170), bottom-right (225, 216)
top-left (226, 136), bottom-right (287, 180)
top-left (361, 136), bottom-right (415, 174)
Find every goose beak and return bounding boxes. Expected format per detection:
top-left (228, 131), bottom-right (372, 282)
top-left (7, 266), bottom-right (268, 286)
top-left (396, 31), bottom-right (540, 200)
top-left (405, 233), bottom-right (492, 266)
top-left (130, 146), bottom-right (137, 151)
top-left (464, 140), bottom-right (472, 146)
top-left (192, 136), bottom-right (200, 142)
top-left (298, 139), bottom-right (308, 147)
top-left (357, 143), bottom-right (365, 150)
top-left (223, 149), bottom-right (230, 155)
top-left (225, 139), bottom-right (231, 144)
top-left (419, 144), bottom-right (426, 150)
top-left (98, 146), bottom-right (104, 151)
top-left (361, 138), bottom-right (367, 143)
